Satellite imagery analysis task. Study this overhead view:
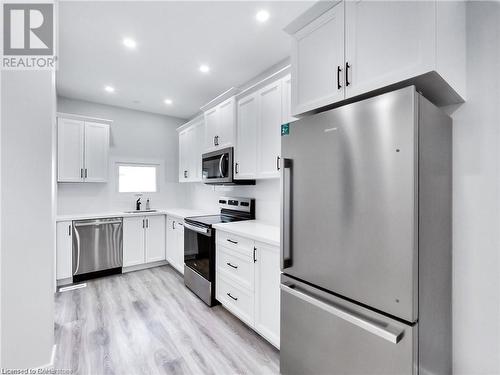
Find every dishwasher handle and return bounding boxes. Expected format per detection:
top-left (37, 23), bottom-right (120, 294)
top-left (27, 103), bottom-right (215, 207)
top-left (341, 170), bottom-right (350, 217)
top-left (74, 219), bottom-right (122, 227)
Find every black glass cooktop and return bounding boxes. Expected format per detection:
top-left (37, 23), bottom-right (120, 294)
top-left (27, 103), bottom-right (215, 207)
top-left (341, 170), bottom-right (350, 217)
top-left (185, 214), bottom-right (247, 227)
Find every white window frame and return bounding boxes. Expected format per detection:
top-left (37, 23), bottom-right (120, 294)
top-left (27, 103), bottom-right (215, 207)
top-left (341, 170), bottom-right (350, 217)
top-left (115, 161), bottom-right (160, 194)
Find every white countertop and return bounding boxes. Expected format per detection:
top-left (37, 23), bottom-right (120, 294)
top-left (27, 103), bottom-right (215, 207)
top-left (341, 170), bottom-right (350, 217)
top-left (56, 208), bottom-right (213, 222)
top-left (213, 220), bottom-right (280, 247)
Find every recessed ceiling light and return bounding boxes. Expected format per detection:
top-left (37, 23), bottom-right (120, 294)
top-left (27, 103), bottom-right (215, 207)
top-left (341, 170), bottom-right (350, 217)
top-left (104, 85), bottom-right (115, 93)
top-left (122, 37), bottom-right (137, 49)
top-left (256, 10), bottom-right (270, 23)
top-left (164, 98), bottom-right (173, 105)
top-left (199, 64), bottom-right (210, 73)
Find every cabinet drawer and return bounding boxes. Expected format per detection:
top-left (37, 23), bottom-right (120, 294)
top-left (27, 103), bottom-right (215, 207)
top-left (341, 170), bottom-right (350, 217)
top-left (216, 274), bottom-right (254, 327)
top-left (217, 231), bottom-right (254, 257)
top-left (217, 245), bottom-right (254, 290)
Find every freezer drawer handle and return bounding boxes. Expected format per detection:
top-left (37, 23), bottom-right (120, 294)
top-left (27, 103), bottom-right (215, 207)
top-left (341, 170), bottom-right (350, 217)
top-left (280, 283), bottom-right (404, 344)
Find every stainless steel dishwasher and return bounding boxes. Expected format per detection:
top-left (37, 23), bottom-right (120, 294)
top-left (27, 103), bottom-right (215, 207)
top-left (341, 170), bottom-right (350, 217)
top-left (72, 217), bottom-right (123, 282)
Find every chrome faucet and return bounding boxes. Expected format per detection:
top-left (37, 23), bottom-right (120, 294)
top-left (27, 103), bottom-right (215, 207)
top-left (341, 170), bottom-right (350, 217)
top-left (136, 197), bottom-right (141, 211)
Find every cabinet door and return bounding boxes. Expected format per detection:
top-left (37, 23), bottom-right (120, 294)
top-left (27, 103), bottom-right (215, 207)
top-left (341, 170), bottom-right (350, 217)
top-left (254, 242), bottom-right (280, 348)
top-left (235, 93), bottom-right (258, 179)
top-left (178, 129), bottom-right (190, 182)
top-left (57, 117), bottom-right (84, 182)
top-left (191, 121), bottom-right (204, 182)
top-left (175, 221), bottom-right (185, 274)
top-left (345, 0), bottom-right (435, 99)
top-left (257, 81), bottom-right (282, 179)
top-left (204, 107), bottom-right (218, 151)
top-left (291, 2), bottom-right (345, 115)
top-left (84, 122), bottom-right (109, 182)
top-left (56, 221), bottom-right (73, 280)
top-left (145, 215), bottom-right (166, 263)
top-left (166, 217), bottom-right (177, 265)
top-left (281, 75), bottom-right (297, 124)
top-left (123, 216), bottom-right (145, 267)
top-left (217, 98), bottom-right (235, 149)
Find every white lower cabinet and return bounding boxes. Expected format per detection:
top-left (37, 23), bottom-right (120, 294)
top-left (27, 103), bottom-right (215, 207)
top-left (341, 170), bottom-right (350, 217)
top-left (123, 215), bottom-right (165, 267)
top-left (56, 221), bottom-right (73, 280)
top-left (166, 216), bottom-right (185, 274)
top-left (254, 241), bottom-right (281, 347)
top-left (216, 231), bottom-right (280, 348)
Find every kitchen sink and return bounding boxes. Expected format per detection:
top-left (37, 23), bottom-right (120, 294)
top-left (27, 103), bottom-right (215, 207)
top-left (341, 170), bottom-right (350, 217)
top-left (124, 209), bottom-right (158, 214)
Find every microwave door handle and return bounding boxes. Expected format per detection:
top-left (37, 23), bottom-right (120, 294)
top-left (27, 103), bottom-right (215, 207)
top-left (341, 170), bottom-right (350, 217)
top-left (281, 158), bottom-right (292, 269)
top-left (219, 154), bottom-right (224, 177)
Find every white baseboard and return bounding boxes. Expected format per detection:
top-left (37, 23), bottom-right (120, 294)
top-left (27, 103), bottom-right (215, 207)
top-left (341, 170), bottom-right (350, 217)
top-left (34, 344), bottom-right (57, 369)
top-left (123, 260), bottom-right (168, 273)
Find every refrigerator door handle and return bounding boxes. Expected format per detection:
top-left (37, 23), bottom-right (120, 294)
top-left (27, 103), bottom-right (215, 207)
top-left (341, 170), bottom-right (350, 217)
top-left (280, 283), bottom-right (405, 344)
top-left (281, 158), bottom-right (293, 269)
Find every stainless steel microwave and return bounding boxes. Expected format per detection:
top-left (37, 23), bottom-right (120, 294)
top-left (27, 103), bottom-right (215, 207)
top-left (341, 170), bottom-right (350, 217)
top-left (202, 147), bottom-right (255, 185)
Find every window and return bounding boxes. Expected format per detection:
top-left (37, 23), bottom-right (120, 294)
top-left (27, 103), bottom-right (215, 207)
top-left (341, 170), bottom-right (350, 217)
top-left (118, 164), bottom-right (158, 193)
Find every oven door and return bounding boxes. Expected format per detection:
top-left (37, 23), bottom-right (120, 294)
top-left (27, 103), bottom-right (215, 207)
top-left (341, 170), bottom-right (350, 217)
top-left (184, 222), bottom-right (214, 281)
top-left (202, 147), bottom-right (233, 184)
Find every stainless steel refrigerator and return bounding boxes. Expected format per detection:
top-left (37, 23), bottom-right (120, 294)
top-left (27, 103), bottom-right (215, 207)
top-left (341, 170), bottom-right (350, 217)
top-left (280, 86), bottom-right (451, 374)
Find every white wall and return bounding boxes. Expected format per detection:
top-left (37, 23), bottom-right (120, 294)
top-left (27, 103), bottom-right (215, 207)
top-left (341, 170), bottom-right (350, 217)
top-left (56, 97), bottom-right (187, 214)
top-left (449, 2), bottom-right (500, 374)
top-left (1, 71), bottom-right (56, 368)
top-left (185, 179), bottom-right (280, 225)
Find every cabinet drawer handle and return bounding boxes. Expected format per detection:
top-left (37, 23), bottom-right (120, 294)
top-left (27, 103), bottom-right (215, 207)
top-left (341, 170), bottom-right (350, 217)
top-left (80, 168), bottom-right (83, 179)
top-left (235, 162), bottom-right (239, 174)
top-left (337, 65), bottom-right (342, 90)
top-left (226, 262), bottom-right (238, 269)
top-left (345, 62), bottom-right (351, 87)
top-left (227, 292), bottom-right (238, 301)
top-left (276, 156), bottom-right (281, 171)
top-left (226, 239), bottom-right (238, 245)
top-left (68, 224), bottom-right (72, 236)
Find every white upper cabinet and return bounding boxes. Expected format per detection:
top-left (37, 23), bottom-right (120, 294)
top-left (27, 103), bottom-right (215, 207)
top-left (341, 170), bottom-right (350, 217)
top-left (290, 2), bottom-right (345, 116)
top-left (204, 97), bottom-right (236, 152)
top-left (83, 122), bottom-right (109, 182)
top-left (286, 0), bottom-right (466, 115)
top-left (235, 93), bottom-right (258, 179)
top-left (178, 116), bottom-right (203, 183)
top-left (344, 0), bottom-right (434, 99)
top-left (57, 114), bottom-right (110, 183)
top-left (257, 80), bottom-right (282, 179)
top-left (281, 74), bottom-right (297, 124)
top-left (57, 117), bottom-right (85, 182)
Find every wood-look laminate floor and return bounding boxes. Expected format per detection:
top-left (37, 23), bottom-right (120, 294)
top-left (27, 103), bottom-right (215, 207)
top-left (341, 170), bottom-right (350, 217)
top-left (54, 266), bottom-right (279, 375)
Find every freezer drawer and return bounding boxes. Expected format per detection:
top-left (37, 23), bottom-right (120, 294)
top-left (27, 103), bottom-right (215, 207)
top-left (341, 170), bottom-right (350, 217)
top-left (281, 86), bottom-right (418, 322)
top-left (280, 275), bottom-right (417, 375)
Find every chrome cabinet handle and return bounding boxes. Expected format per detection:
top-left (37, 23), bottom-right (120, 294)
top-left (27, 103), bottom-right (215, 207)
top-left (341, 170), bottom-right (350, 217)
top-left (281, 158), bottom-right (293, 269)
top-left (345, 62), bottom-right (351, 86)
top-left (142, 219), bottom-right (145, 229)
top-left (84, 168), bottom-right (88, 178)
top-left (280, 283), bottom-right (404, 344)
top-left (146, 218), bottom-right (149, 228)
top-left (235, 162), bottom-right (239, 174)
top-left (68, 224), bottom-right (71, 236)
top-left (276, 156), bottom-right (281, 171)
top-left (227, 292), bottom-right (238, 301)
top-left (226, 239), bottom-right (238, 245)
top-left (226, 262), bottom-right (238, 269)
top-left (253, 247), bottom-right (257, 263)
top-left (172, 220), bottom-right (175, 230)
top-left (337, 65), bottom-right (342, 89)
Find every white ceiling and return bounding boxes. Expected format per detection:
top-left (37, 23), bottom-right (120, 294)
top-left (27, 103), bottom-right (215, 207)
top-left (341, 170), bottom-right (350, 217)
top-left (57, 1), bottom-right (312, 120)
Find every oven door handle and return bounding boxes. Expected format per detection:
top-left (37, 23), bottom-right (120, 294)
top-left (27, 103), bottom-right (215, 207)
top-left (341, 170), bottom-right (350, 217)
top-left (184, 222), bottom-right (212, 236)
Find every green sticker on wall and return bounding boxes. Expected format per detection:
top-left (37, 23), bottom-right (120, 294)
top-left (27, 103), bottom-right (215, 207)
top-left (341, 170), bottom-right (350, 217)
top-left (281, 123), bottom-right (290, 136)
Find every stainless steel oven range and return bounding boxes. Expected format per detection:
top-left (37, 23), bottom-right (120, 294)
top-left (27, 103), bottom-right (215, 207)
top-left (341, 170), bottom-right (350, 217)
top-left (183, 197), bottom-right (255, 306)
